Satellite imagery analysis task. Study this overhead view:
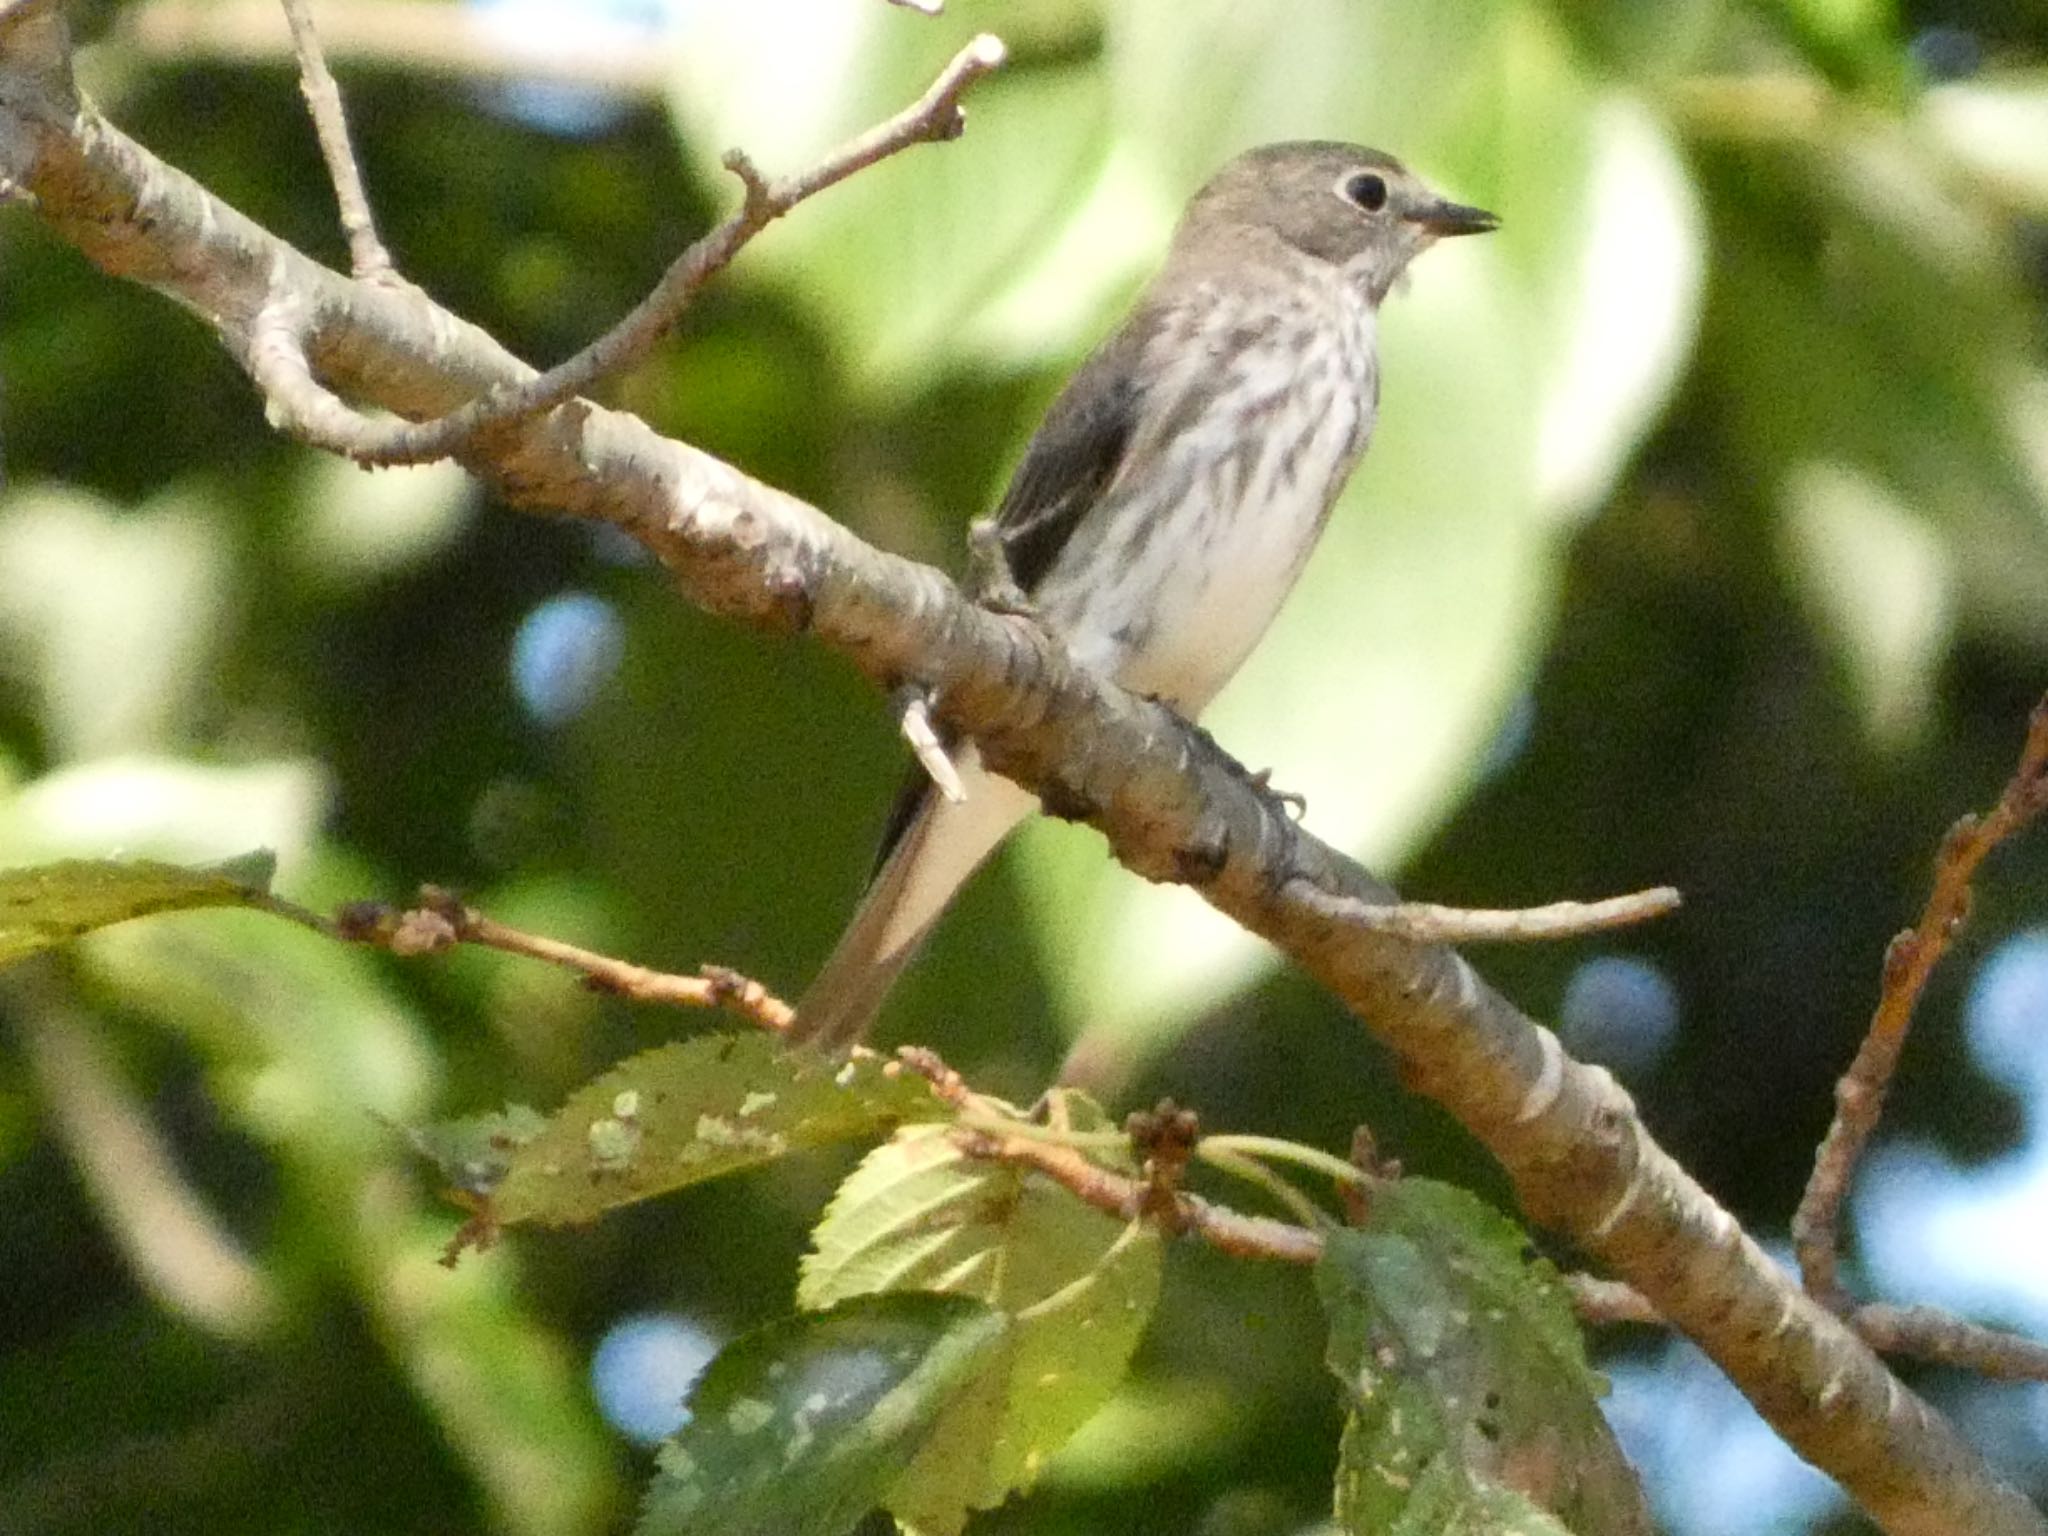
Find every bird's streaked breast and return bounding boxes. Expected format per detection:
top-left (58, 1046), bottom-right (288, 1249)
top-left (1036, 258), bottom-right (1378, 715)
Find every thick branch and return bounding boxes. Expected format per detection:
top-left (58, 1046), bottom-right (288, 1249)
top-left (1, 36), bottom-right (2039, 1536)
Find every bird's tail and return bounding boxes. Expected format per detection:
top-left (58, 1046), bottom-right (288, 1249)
top-left (791, 752), bottom-right (1036, 1052)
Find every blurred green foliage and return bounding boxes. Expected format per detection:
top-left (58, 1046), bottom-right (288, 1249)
top-left (2, 0), bottom-right (2047, 1532)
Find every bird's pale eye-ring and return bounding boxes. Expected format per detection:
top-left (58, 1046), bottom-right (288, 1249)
top-left (1342, 171), bottom-right (1389, 213)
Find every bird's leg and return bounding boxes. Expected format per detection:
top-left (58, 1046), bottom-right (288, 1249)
top-left (967, 517), bottom-right (1037, 617)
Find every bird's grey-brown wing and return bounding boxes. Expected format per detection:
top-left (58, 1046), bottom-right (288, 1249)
top-left (985, 321), bottom-right (1149, 592)
top-left (868, 323), bottom-right (1151, 870)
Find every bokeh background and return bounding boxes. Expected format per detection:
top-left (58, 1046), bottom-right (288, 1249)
top-left (3, 0), bottom-right (2047, 1532)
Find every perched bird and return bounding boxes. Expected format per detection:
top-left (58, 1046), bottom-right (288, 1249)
top-left (791, 142), bottom-right (1496, 1050)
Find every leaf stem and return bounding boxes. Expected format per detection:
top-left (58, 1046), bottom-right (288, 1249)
top-left (1197, 1147), bottom-right (1332, 1230)
top-left (1199, 1134), bottom-right (1370, 1191)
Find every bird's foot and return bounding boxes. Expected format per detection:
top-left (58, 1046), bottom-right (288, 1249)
top-left (967, 518), bottom-right (1037, 618)
top-left (1247, 767), bottom-right (1308, 821)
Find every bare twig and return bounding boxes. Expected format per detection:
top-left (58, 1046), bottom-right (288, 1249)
top-left (886, 0), bottom-right (944, 13)
top-left (337, 886), bottom-right (795, 1031)
top-left (280, 0), bottom-right (391, 279)
top-left (1285, 882), bottom-right (1682, 944)
top-left (897, 688), bottom-right (967, 802)
top-left (262, 32), bottom-right (1006, 466)
top-left (1855, 1303), bottom-right (2048, 1384)
top-left (1794, 696), bottom-right (2048, 1311)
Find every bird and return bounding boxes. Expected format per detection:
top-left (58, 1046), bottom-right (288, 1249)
top-left (789, 141), bottom-right (1497, 1051)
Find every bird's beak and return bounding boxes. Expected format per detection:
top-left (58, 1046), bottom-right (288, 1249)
top-left (1407, 198), bottom-right (1499, 237)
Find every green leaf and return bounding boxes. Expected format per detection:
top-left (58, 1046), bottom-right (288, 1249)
top-left (402, 1105), bottom-right (549, 1197)
top-left (800, 1094), bottom-right (1163, 1534)
top-left (1780, 461), bottom-right (1954, 748)
top-left (636, 1292), bottom-right (1007, 1536)
top-left (1334, 1408), bottom-right (1579, 1536)
top-left (0, 854), bottom-right (279, 971)
top-left (488, 1033), bottom-right (948, 1229)
top-left (1316, 1181), bottom-right (1649, 1536)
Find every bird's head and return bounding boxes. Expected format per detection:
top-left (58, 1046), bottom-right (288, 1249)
top-left (1183, 142), bottom-right (1497, 303)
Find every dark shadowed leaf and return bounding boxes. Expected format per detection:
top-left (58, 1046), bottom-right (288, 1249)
top-left (0, 854), bottom-right (279, 970)
top-left (635, 1292), bottom-right (1006, 1536)
top-left (801, 1092), bottom-right (1163, 1534)
top-left (488, 1033), bottom-right (949, 1229)
top-left (1317, 1180), bottom-right (1649, 1536)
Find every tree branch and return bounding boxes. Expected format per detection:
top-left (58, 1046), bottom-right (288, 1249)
top-left (280, 0), bottom-right (391, 279)
top-left (1, 28), bottom-right (2040, 1536)
top-left (335, 887), bottom-right (796, 1031)
top-left (249, 32), bottom-right (1007, 467)
top-left (1292, 883), bottom-right (1682, 944)
top-left (1794, 699), bottom-right (2048, 1311)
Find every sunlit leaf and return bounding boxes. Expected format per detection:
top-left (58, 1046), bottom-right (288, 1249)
top-left (635, 1292), bottom-right (1007, 1536)
top-left (0, 854), bottom-right (278, 970)
top-left (801, 1094), bottom-right (1162, 1533)
top-left (73, 894), bottom-right (438, 1146)
top-left (1924, 76), bottom-right (2048, 215)
top-left (487, 1033), bottom-right (948, 1229)
top-left (1701, 136), bottom-right (2048, 652)
top-left (0, 756), bottom-right (328, 878)
top-left (287, 455), bottom-right (474, 590)
top-left (0, 484), bottom-right (231, 760)
top-left (1781, 461), bottom-right (1954, 748)
top-left (1317, 1181), bottom-right (1649, 1536)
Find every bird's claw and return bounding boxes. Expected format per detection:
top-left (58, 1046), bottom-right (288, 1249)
top-left (967, 518), bottom-right (1038, 618)
top-left (1248, 767), bottom-right (1308, 821)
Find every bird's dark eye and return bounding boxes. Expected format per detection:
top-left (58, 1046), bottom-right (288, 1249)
top-left (1345, 172), bottom-right (1389, 212)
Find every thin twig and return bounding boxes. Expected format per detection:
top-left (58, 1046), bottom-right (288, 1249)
top-left (337, 886), bottom-right (795, 1031)
top-left (280, 0), bottom-right (392, 279)
top-left (1794, 695), bottom-right (2048, 1312)
top-left (269, 32), bottom-right (1005, 466)
top-left (898, 688), bottom-right (966, 802)
top-left (1285, 882), bottom-right (1682, 944)
top-left (1854, 1303), bottom-right (2048, 1384)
